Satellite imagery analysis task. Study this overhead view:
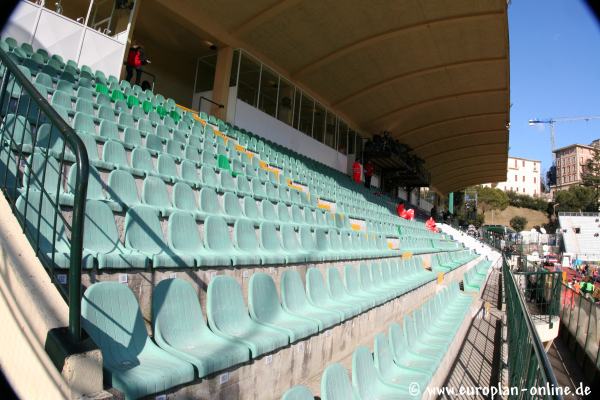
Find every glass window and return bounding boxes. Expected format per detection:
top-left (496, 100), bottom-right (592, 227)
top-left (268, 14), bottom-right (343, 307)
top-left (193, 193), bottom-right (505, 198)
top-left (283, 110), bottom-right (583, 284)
top-left (258, 66), bottom-right (278, 118)
top-left (348, 129), bottom-right (356, 154)
top-left (237, 53), bottom-right (261, 106)
top-left (277, 78), bottom-right (294, 125)
top-left (194, 54), bottom-right (217, 93)
top-left (293, 90), bottom-right (302, 130)
top-left (324, 111), bottom-right (336, 148)
top-left (230, 49), bottom-right (240, 86)
top-left (337, 120), bottom-right (348, 154)
top-left (313, 103), bottom-right (326, 142)
top-left (298, 93), bottom-right (314, 136)
top-left (356, 134), bottom-right (364, 161)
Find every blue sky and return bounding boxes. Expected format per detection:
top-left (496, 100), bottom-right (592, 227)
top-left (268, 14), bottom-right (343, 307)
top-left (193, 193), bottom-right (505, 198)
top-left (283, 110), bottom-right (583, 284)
top-left (508, 0), bottom-right (600, 174)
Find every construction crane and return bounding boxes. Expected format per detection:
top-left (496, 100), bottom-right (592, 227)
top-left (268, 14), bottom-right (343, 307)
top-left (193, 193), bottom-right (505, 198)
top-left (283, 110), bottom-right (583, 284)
top-left (528, 115), bottom-right (600, 157)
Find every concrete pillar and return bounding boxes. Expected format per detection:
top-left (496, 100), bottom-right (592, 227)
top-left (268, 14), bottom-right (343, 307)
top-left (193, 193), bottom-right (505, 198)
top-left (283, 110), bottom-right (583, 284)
top-left (211, 46), bottom-right (234, 120)
top-left (449, 192), bottom-right (454, 214)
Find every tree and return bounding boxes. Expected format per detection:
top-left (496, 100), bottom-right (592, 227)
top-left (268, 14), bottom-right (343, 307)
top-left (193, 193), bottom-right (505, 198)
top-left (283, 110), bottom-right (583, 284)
top-left (476, 186), bottom-right (509, 214)
top-left (554, 185), bottom-right (596, 212)
top-left (546, 165), bottom-right (557, 187)
top-left (510, 216), bottom-right (527, 232)
top-left (581, 145), bottom-right (600, 208)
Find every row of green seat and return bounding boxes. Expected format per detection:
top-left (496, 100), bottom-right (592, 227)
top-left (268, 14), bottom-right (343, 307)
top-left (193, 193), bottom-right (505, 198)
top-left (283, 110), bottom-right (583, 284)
top-left (463, 259), bottom-right (493, 292)
top-left (81, 261), bottom-right (436, 398)
top-left (281, 282), bottom-right (475, 399)
top-left (16, 192), bottom-right (411, 268)
top-left (430, 251), bottom-right (478, 273)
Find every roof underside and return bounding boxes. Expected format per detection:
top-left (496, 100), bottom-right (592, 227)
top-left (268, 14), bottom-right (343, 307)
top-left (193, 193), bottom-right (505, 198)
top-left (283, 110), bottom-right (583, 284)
top-left (156, 0), bottom-right (510, 194)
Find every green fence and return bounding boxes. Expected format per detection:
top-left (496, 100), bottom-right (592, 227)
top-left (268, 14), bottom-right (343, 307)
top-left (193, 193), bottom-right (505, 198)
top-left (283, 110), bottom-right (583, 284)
top-left (513, 270), bottom-right (562, 328)
top-left (0, 47), bottom-right (88, 340)
top-left (503, 258), bottom-right (562, 399)
top-left (559, 283), bottom-right (600, 382)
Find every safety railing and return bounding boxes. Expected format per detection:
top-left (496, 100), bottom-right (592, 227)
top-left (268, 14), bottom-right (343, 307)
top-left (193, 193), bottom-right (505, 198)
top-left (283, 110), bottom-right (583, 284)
top-left (503, 257), bottom-right (562, 399)
top-left (559, 283), bottom-right (600, 382)
top-left (0, 46), bottom-right (88, 340)
top-left (513, 270), bottom-right (562, 327)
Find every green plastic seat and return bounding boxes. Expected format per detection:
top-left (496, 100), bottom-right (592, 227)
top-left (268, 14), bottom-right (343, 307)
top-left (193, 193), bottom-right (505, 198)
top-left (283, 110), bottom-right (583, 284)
top-left (327, 267), bottom-right (372, 311)
top-left (138, 118), bottom-right (155, 135)
top-left (101, 137), bottom-right (134, 172)
top-left (374, 333), bottom-right (430, 391)
top-left (36, 123), bottom-right (75, 162)
top-left (299, 225), bottom-right (322, 262)
top-left (321, 363), bottom-right (360, 400)
top-left (145, 133), bottom-right (164, 154)
top-left (261, 199), bottom-right (278, 222)
top-left (123, 127), bottom-right (142, 149)
top-left (243, 196), bottom-right (261, 220)
top-left (131, 147), bottom-right (161, 178)
top-left (237, 176), bottom-right (253, 196)
top-left (50, 90), bottom-right (72, 115)
top-left (388, 322), bottom-right (439, 376)
top-left (249, 272), bottom-right (319, 343)
top-left (281, 385), bottom-right (314, 400)
top-left (166, 139), bottom-right (183, 160)
top-left (280, 224), bottom-right (309, 263)
top-left (82, 200), bottom-right (147, 269)
top-left (200, 165), bottom-right (219, 190)
top-left (344, 265), bottom-right (386, 306)
top-left (98, 104), bottom-right (116, 122)
top-left (141, 176), bottom-right (176, 216)
top-left (152, 278), bottom-right (250, 378)
top-left (258, 221), bottom-right (287, 264)
top-left (156, 154), bottom-right (179, 183)
top-left (118, 112), bottom-right (135, 129)
top-left (352, 346), bottom-right (417, 400)
top-left (232, 218), bottom-right (263, 265)
top-left (222, 192), bottom-right (243, 219)
top-left (75, 98), bottom-right (95, 116)
top-left (180, 159), bottom-right (201, 188)
top-left (81, 282), bottom-right (195, 399)
top-left (172, 182), bottom-right (201, 218)
top-left (359, 263), bottom-right (394, 302)
top-left (184, 145), bottom-right (202, 165)
top-left (207, 275), bottom-right (289, 357)
top-left (280, 269), bottom-right (340, 331)
top-left (23, 150), bottom-right (64, 198)
top-left (202, 215), bottom-right (236, 266)
top-left (15, 190), bottom-right (71, 268)
top-left (198, 187), bottom-right (225, 217)
top-left (306, 268), bottom-right (359, 320)
top-left (167, 210), bottom-right (218, 266)
top-left (106, 169), bottom-right (141, 207)
top-left (125, 205), bottom-right (194, 267)
top-left (73, 111), bottom-right (96, 136)
top-left (219, 171), bottom-right (236, 193)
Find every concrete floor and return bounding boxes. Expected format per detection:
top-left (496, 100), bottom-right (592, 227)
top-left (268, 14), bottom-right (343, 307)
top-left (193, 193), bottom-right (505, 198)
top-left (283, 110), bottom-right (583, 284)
top-left (547, 337), bottom-right (594, 400)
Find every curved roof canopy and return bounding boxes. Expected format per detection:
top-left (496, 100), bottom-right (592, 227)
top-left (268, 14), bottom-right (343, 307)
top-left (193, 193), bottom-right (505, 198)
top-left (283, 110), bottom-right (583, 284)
top-left (158, 0), bottom-right (510, 193)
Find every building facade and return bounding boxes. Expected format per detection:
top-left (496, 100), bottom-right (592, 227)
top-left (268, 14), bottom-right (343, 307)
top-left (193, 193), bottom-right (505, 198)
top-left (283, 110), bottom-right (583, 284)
top-left (485, 156), bottom-right (542, 197)
top-left (553, 142), bottom-right (598, 190)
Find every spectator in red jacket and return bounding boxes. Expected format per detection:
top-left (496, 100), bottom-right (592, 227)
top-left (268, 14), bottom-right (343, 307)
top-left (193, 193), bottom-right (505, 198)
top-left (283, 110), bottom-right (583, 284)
top-left (352, 160), bottom-right (362, 183)
top-left (125, 43), bottom-right (150, 85)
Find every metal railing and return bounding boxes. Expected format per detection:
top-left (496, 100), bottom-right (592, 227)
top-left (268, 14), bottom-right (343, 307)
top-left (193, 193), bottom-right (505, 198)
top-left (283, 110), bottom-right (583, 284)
top-left (559, 283), bottom-right (600, 382)
top-left (558, 212), bottom-right (600, 217)
top-left (503, 257), bottom-right (562, 399)
top-left (513, 270), bottom-right (562, 327)
top-left (0, 47), bottom-right (88, 340)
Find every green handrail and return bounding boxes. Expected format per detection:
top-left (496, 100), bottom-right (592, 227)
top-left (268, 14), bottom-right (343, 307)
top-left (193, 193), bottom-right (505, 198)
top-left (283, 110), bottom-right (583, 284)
top-left (503, 257), bottom-right (562, 399)
top-left (0, 46), bottom-right (89, 340)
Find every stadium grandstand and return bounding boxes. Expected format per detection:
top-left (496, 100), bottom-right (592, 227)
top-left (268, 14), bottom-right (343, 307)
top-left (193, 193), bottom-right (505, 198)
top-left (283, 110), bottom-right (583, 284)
top-left (0, 1), bottom-right (587, 399)
top-left (558, 212), bottom-right (600, 263)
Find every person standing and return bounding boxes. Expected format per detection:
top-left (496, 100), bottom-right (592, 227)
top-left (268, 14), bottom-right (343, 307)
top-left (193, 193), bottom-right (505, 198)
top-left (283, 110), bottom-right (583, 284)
top-left (352, 159), bottom-right (362, 183)
top-left (364, 160), bottom-right (374, 188)
top-left (125, 43), bottom-right (150, 85)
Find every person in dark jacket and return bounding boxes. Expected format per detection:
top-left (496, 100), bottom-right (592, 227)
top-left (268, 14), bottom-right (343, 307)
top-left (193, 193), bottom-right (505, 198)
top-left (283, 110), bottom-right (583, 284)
top-left (125, 44), bottom-right (150, 85)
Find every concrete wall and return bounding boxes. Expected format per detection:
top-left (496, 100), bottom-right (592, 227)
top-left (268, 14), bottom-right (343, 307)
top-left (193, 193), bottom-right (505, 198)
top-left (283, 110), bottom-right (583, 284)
top-left (233, 100), bottom-right (349, 173)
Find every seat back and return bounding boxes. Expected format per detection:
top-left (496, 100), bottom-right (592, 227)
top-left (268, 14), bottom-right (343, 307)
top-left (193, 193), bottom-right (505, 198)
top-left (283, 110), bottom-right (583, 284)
top-left (168, 211), bottom-right (203, 252)
top-left (172, 182), bottom-right (197, 212)
top-left (142, 176), bottom-right (172, 209)
top-left (321, 363), bottom-right (358, 400)
top-left (204, 215), bottom-right (233, 251)
top-left (107, 169), bottom-right (139, 205)
top-left (281, 385), bottom-right (314, 400)
top-left (206, 275), bottom-right (251, 333)
top-left (351, 346), bottom-right (379, 398)
top-left (248, 272), bottom-right (283, 324)
top-left (234, 218), bottom-right (258, 252)
top-left (82, 282), bottom-right (151, 364)
top-left (280, 269), bottom-right (309, 313)
top-left (124, 205), bottom-right (165, 254)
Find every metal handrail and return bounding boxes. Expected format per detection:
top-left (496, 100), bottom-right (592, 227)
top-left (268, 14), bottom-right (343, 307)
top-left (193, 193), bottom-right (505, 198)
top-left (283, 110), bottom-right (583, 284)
top-left (503, 257), bottom-right (562, 399)
top-left (0, 47), bottom-right (89, 340)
